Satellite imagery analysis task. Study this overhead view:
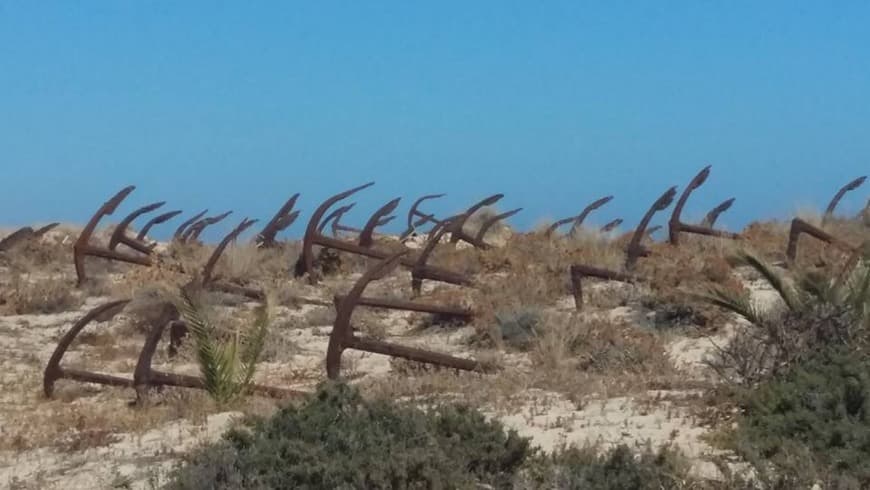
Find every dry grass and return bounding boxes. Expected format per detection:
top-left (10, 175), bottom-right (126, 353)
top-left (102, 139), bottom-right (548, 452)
top-left (2, 212), bottom-right (862, 483)
top-left (74, 329), bottom-right (142, 362)
top-left (302, 305), bottom-right (336, 326)
top-left (740, 215), bottom-right (868, 266)
top-left (211, 241), bottom-right (301, 284)
top-left (361, 309), bottom-right (681, 414)
top-left (0, 380), bottom-right (229, 453)
top-left (0, 273), bottom-right (83, 315)
top-left (635, 236), bottom-right (744, 331)
top-left (0, 238), bottom-right (71, 275)
top-left (524, 311), bottom-right (680, 403)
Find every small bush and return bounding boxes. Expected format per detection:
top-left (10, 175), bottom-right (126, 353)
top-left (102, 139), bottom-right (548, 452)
top-left (174, 286), bottom-right (271, 405)
top-left (487, 307), bottom-right (542, 351)
top-left (0, 274), bottom-right (82, 315)
top-left (730, 347), bottom-right (870, 488)
top-left (640, 295), bottom-right (711, 329)
top-left (520, 443), bottom-right (702, 490)
top-left (166, 382), bottom-right (533, 489)
top-left (699, 248), bottom-right (870, 385)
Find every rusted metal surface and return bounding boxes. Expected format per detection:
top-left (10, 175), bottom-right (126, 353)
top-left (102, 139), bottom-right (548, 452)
top-left (359, 197), bottom-right (401, 248)
top-left (43, 299), bottom-right (133, 397)
top-left (108, 201), bottom-right (165, 254)
top-left (202, 218), bottom-right (258, 284)
top-left (184, 211), bottom-right (233, 243)
top-left (256, 193), bottom-right (300, 248)
top-left (326, 252), bottom-right (485, 380)
top-left (0, 223), bottom-right (59, 251)
top-left (74, 187), bottom-right (154, 286)
top-left (137, 210), bottom-right (182, 242)
top-left (45, 298), bottom-right (302, 404)
top-left (296, 182), bottom-right (374, 281)
top-left (625, 187), bottom-right (677, 271)
top-left (447, 194), bottom-right (504, 248)
top-left (198, 218), bottom-right (331, 305)
top-left (568, 186), bottom-right (677, 310)
top-left (823, 176), bottom-right (866, 225)
top-left (410, 216), bottom-right (463, 295)
top-left (133, 314), bottom-right (303, 404)
top-left (474, 208), bottom-right (522, 244)
top-left (668, 166), bottom-right (740, 246)
top-left (0, 222), bottom-right (60, 251)
top-left (570, 265), bottom-right (637, 310)
top-left (600, 219), bottom-right (623, 233)
top-left (400, 193), bottom-right (446, 239)
top-left (320, 203), bottom-right (356, 237)
top-left (329, 206), bottom-right (394, 239)
top-left (547, 196), bottom-right (614, 237)
top-left (336, 294), bottom-right (474, 320)
top-left (701, 198), bottom-right (736, 228)
top-left (786, 218), bottom-right (858, 263)
top-left (294, 183), bottom-right (471, 290)
top-left (173, 209), bottom-right (208, 240)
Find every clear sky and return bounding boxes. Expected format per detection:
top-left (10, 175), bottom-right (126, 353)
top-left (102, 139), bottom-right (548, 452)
top-left (1, 2), bottom-right (868, 241)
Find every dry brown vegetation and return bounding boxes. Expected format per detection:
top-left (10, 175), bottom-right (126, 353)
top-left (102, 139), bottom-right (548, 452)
top-left (1, 211), bottom-right (867, 487)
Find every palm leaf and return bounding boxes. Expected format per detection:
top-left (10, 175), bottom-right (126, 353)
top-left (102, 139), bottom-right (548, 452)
top-left (691, 286), bottom-right (761, 325)
top-left (844, 259), bottom-right (870, 325)
top-left (796, 270), bottom-right (833, 304)
top-left (178, 287), bottom-right (244, 402)
top-left (735, 251), bottom-right (804, 312)
top-left (239, 303), bottom-right (270, 389)
top-left (178, 288), bottom-right (223, 397)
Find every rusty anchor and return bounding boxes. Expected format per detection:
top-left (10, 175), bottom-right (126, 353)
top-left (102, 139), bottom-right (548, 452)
top-left (108, 201), bottom-right (166, 255)
top-left (44, 299), bottom-right (303, 404)
top-left (322, 203), bottom-right (357, 237)
top-left (137, 210), bottom-right (183, 243)
top-left (785, 218), bottom-right (860, 263)
top-left (326, 252), bottom-right (485, 380)
top-left (73, 187), bottom-right (156, 286)
top-left (600, 219), bottom-right (623, 233)
top-left (700, 198), bottom-right (736, 228)
top-left (668, 166), bottom-right (740, 246)
top-left (446, 194), bottom-right (519, 249)
top-left (294, 183), bottom-right (472, 290)
top-left (0, 223), bottom-right (59, 252)
top-left (571, 186), bottom-right (677, 309)
top-left (446, 193), bottom-right (502, 248)
top-left (357, 197), bottom-right (401, 248)
top-left (181, 211), bottom-right (233, 243)
top-left (400, 193), bottom-right (446, 239)
top-left (255, 194), bottom-right (300, 248)
top-left (546, 196), bottom-right (614, 237)
top-left (173, 209), bottom-right (209, 241)
top-left (822, 176), bottom-right (866, 225)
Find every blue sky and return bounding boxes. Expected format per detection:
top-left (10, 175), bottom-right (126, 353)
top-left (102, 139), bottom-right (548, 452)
top-left (1, 2), bottom-right (868, 241)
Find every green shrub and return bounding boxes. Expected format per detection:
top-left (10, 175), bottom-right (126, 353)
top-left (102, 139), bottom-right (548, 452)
top-left (493, 307), bottom-right (541, 351)
top-left (698, 248), bottom-right (870, 385)
top-left (174, 285), bottom-right (271, 405)
top-left (166, 382), bottom-right (533, 489)
top-left (519, 443), bottom-right (703, 490)
top-left (731, 347), bottom-right (870, 488)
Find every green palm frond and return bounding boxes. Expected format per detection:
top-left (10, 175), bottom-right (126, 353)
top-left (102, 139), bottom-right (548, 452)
top-left (796, 270), bottom-right (834, 304)
top-left (176, 286), bottom-right (271, 404)
top-left (690, 286), bottom-right (762, 325)
top-left (843, 259), bottom-right (870, 324)
top-left (735, 251), bottom-right (805, 313)
top-left (239, 303), bottom-right (270, 389)
top-left (179, 287), bottom-right (225, 398)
